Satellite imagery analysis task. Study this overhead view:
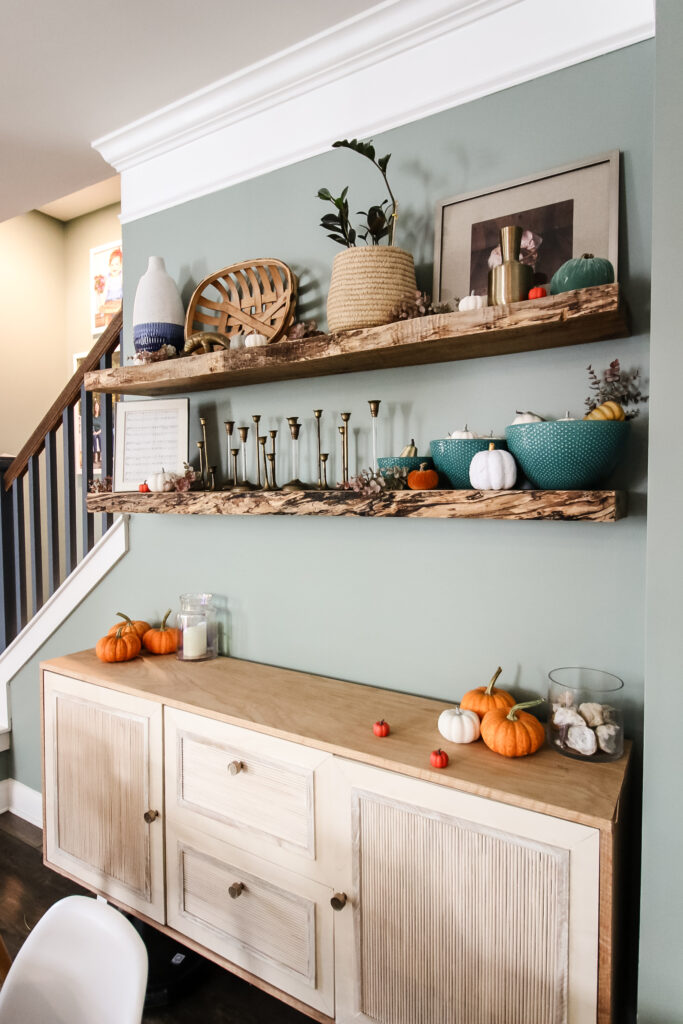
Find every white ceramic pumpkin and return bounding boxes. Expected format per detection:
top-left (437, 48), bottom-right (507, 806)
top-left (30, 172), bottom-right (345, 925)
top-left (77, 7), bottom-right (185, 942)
top-left (510, 410), bottom-right (544, 424)
top-left (469, 443), bottom-right (517, 490)
top-left (459, 291), bottom-right (487, 311)
top-left (448, 424), bottom-right (476, 439)
top-left (147, 470), bottom-right (176, 492)
top-left (557, 410), bottom-right (577, 421)
top-left (244, 332), bottom-right (268, 347)
top-left (437, 705), bottom-right (481, 744)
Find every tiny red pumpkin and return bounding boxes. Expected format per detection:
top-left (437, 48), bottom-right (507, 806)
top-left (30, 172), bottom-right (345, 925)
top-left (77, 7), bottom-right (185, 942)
top-left (373, 719), bottom-right (390, 737)
top-left (139, 482), bottom-right (150, 492)
top-left (430, 748), bottom-right (449, 769)
top-left (407, 462), bottom-right (439, 491)
top-left (528, 286), bottom-right (547, 300)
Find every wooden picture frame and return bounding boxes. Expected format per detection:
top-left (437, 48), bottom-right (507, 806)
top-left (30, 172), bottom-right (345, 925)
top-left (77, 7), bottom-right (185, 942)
top-left (113, 398), bottom-right (189, 492)
top-left (433, 151), bottom-right (620, 305)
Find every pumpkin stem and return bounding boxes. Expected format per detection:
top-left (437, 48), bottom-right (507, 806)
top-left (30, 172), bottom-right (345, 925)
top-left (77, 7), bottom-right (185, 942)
top-left (581, 253), bottom-right (594, 260)
top-left (506, 698), bottom-right (544, 722)
top-left (160, 609), bottom-right (172, 631)
top-left (418, 462), bottom-right (427, 471)
top-left (116, 612), bottom-right (133, 626)
top-left (484, 666), bottom-right (503, 695)
top-left (488, 442), bottom-right (495, 451)
top-left (115, 625), bottom-right (126, 639)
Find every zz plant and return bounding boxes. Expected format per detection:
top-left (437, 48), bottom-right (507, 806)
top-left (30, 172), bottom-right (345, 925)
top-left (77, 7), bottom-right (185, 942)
top-left (317, 138), bottom-right (398, 247)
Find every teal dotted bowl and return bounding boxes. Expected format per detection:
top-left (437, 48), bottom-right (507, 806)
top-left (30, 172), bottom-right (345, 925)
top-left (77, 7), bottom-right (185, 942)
top-left (377, 456), bottom-right (433, 475)
top-left (430, 438), bottom-right (507, 489)
top-left (506, 420), bottom-right (630, 489)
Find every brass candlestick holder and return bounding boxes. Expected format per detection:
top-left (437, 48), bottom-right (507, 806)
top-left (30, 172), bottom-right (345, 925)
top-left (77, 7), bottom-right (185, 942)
top-left (196, 441), bottom-right (205, 489)
top-left (368, 400), bottom-right (381, 471)
top-left (282, 418), bottom-right (307, 491)
top-left (208, 466), bottom-right (216, 491)
top-left (232, 426), bottom-right (254, 492)
top-left (340, 412), bottom-right (351, 485)
top-left (200, 417), bottom-right (209, 489)
top-left (230, 448), bottom-right (239, 490)
top-left (267, 430), bottom-right (280, 490)
top-left (313, 409), bottom-right (323, 489)
top-left (222, 421), bottom-right (235, 489)
top-left (252, 415), bottom-right (262, 488)
top-left (258, 436), bottom-right (270, 490)
top-left (320, 453), bottom-right (329, 489)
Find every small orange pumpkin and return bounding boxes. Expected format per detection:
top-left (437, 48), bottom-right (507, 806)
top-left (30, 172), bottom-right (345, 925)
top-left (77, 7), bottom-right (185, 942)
top-left (407, 462), bottom-right (439, 491)
top-left (460, 666), bottom-right (516, 721)
top-left (142, 609), bottom-right (179, 654)
top-left (96, 625), bottom-right (141, 663)
top-left (108, 612), bottom-right (151, 641)
top-left (480, 699), bottom-right (545, 757)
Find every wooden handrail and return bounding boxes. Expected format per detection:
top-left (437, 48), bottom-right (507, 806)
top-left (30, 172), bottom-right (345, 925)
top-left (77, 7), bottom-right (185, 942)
top-left (3, 310), bottom-right (122, 491)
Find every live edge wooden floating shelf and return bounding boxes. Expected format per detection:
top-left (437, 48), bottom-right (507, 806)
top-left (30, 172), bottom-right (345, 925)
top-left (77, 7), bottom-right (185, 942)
top-left (85, 284), bottom-right (627, 396)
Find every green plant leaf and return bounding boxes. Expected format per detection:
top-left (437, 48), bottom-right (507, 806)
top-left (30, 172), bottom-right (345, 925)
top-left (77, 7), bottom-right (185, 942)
top-left (378, 154), bottom-right (390, 173)
top-left (316, 187), bottom-right (333, 201)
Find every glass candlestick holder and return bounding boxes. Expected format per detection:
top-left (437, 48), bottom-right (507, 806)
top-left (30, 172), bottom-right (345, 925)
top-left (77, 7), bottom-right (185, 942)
top-left (282, 417), bottom-right (306, 491)
top-left (177, 593), bottom-right (217, 661)
top-left (232, 426), bottom-right (254, 492)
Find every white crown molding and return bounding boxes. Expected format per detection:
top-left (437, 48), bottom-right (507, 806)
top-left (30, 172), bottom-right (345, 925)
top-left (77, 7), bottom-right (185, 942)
top-left (95, 0), bottom-right (654, 223)
top-left (0, 516), bottom-right (129, 738)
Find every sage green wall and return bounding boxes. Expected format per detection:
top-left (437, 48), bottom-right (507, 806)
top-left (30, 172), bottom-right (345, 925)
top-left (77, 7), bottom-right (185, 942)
top-left (7, 42), bottom-right (653, 803)
top-left (638, 3), bottom-right (683, 1020)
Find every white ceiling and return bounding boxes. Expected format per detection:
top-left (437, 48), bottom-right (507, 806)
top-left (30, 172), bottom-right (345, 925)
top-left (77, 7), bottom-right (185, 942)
top-left (0, 0), bottom-right (383, 224)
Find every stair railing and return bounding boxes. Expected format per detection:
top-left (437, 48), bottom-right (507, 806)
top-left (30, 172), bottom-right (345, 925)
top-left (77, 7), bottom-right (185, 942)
top-left (0, 310), bottom-right (122, 650)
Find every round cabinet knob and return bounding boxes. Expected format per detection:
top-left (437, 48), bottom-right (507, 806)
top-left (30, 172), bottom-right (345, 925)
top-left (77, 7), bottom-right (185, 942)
top-left (330, 892), bottom-right (347, 911)
top-left (229, 882), bottom-right (245, 899)
top-left (227, 760), bottom-right (244, 776)
top-left (143, 809), bottom-right (159, 824)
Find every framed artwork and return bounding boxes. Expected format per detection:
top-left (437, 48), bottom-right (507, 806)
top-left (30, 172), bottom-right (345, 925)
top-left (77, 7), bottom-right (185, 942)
top-left (113, 398), bottom-right (189, 492)
top-left (74, 350), bottom-right (120, 473)
top-left (90, 240), bottom-right (123, 334)
top-left (433, 151), bottom-right (619, 305)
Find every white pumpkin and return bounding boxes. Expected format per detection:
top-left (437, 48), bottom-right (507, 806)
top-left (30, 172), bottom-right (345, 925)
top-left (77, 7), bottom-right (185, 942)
top-left (510, 410), bottom-right (544, 424)
top-left (469, 443), bottom-right (517, 490)
top-left (557, 410), bottom-right (577, 421)
top-left (448, 424), bottom-right (476, 439)
top-left (244, 332), bottom-right (268, 347)
top-left (147, 469), bottom-right (176, 492)
top-left (230, 333), bottom-right (246, 350)
top-left (459, 291), bottom-right (487, 311)
top-left (438, 705), bottom-right (480, 744)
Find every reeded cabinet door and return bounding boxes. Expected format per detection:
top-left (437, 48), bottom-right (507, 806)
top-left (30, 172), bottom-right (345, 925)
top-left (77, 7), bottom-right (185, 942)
top-left (333, 759), bottom-right (600, 1024)
top-left (43, 671), bottom-right (165, 923)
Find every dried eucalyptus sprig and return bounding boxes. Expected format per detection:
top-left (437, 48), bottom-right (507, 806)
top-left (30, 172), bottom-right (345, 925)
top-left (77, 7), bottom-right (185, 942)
top-left (341, 466), bottom-right (409, 496)
top-left (88, 476), bottom-right (112, 493)
top-left (389, 290), bottom-right (452, 322)
top-left (585, 359), bottom-right (648, 419)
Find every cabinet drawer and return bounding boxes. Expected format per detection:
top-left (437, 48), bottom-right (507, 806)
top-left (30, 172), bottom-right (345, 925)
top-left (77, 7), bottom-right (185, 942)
top-left (166, 825), bottom-right (335, 1016)
top-left (165, 708), bottom-right (338, 869)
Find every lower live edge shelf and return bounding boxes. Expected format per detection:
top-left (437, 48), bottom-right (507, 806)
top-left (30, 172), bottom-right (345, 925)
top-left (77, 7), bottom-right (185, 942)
top-left (87, 489), bottom-right (626, 521)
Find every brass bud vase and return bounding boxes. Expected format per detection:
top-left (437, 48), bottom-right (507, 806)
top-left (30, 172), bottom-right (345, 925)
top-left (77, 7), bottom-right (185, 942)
top-left (488, 226), bottom-right (533, 306)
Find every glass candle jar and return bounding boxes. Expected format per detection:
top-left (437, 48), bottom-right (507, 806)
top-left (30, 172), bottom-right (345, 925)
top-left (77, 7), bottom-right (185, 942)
top-left (177, 593), bottom-right (217, 661)
top-left (547, 667), bottom-right (624, 762)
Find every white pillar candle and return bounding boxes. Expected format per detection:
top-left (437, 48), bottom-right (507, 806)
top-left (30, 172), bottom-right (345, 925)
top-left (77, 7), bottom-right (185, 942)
top-left (183, 621), bottom-right (207, 659)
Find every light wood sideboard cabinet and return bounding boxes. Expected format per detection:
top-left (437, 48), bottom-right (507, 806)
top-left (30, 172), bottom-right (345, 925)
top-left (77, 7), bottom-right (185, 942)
top-left (41, 652), bottom-right (629, 1024)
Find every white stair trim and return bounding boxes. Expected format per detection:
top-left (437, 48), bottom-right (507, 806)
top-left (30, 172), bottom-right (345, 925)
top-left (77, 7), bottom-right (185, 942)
top-left (0, 515), bottom-right (129, 745)
top-left (93, 0), bottom-right (655, 224)
top-left (0, 778), bottom-right (42, 829)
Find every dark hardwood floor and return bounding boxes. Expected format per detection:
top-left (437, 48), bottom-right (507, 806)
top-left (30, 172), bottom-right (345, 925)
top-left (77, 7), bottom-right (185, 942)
top-left (0, 812), bottom-right (312, 1023)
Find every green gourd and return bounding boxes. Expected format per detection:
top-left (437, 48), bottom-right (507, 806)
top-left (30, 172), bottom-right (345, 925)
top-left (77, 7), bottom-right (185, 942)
top-left (549, 254), bottom-right (615, 295)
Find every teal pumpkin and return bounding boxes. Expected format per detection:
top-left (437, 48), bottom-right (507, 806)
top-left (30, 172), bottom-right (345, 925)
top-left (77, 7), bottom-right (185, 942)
top-left (549, 253), bottom-right (615, 295)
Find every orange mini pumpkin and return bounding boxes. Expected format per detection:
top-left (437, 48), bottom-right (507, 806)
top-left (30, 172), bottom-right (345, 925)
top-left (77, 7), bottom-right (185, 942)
top-left (142, 609), bottom-right (179, 654)
top-left (480, 699), bottom-right (545, 757)
top-left (108, 612), bottom-right (151, 641)
top-left (460, 666), bottom-right (516, 721)
top-left (407, 462), bottom-right (439, 490)
top-left (96, 625), bottom-right (141, 663)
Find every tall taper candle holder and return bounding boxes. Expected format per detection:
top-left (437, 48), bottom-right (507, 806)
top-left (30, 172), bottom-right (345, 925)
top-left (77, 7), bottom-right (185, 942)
top-left (232, 426), bottom-right (254, 492)
top-left (320, 453), bottom-right (329, 489)
top-left (196, 441), bottom-right (205, 489)
top-left (258, 436), bottom-right (270, 490)
top-left (252, 415), bottom-right (262, 487)
top-left (338, 425), bottom-right (346, 487)
top-left (208, 466), bottom-right (216, 491)
top-left (266, 452), bottom-right (279, 490)
top-left (222, 421), bottom-right (235, 489)
top-left (230, 448), bottom-right (239, 490)
top-left (341, 413), bottom-right (351, 484)
top-left (200, 417), bottom-right (209, 489)
top-left (282, 418), bottom-right (307, 491)
top-left (368, 400), bottom-right (381, 471)
top-left (313, 410), bottom-right (323, 489)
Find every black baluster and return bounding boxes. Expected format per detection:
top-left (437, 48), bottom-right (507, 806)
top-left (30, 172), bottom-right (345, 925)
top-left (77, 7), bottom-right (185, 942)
top-left (63, 408), bottom-right (77, 575)
top-left (81, 385), bottom-right (94, 558)
top-left (12, 479), bottom-right (27, 633)
top-left (99, 353), bottom-right (113, 533)
top-left (0, 458), bottom-right (16, 649)
top-left (45, 430), bottom-right (60, 596)
top-left (28, 455), bottom-right (43, 615)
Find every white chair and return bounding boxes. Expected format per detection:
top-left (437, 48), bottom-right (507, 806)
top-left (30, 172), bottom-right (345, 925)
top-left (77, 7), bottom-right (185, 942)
top-left (0, 895), bottom-right (148, 1024)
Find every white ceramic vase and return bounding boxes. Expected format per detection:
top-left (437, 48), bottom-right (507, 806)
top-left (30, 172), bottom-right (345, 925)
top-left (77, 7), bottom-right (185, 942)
top-left (132, 256), bottom-right (185, 353)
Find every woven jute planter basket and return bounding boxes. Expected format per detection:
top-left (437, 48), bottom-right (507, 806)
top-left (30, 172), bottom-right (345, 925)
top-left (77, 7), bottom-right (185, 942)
top-left (327, 246), bottom-right (417, 333)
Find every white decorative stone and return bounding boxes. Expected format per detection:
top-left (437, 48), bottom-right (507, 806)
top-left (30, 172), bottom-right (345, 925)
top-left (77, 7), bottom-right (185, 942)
top-left (566, 724), bottom-right (598, 756)
top-left (578, 702), bottom-right (605, 728)
top-left (553, 707), bottom-right (584, 728)
top-left (132, 256), bottom-right (185, 353)
top-left (596, 724), bottom-right (622, 755)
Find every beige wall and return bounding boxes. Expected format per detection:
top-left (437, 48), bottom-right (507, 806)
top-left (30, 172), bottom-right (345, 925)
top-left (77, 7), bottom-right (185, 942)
top-left (64, 204), bottom-right (121, 376)
top-left (0, 212), bottom-right (67, 455)
top-left (0, 203), bottom-right (121, 457)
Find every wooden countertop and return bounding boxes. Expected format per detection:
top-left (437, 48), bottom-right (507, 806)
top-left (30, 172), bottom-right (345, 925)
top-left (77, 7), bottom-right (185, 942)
top-left (42, 650), bottom-right (629, 831)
